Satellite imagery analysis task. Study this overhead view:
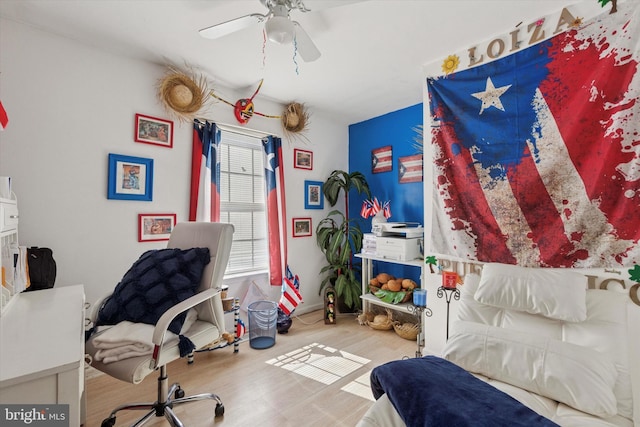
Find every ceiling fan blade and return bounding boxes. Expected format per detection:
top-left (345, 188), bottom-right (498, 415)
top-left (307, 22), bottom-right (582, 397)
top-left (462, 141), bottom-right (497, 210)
top-left (293, 22), bottom-right (321, 62)
top-left (199, 14), bottom-right (266, 40)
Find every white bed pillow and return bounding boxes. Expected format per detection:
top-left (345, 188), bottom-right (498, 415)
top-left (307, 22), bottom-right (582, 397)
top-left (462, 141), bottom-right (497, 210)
top-left (474, 263), bottom-right (587, 322)
top-left (443, 320), bottom-right (618, 418)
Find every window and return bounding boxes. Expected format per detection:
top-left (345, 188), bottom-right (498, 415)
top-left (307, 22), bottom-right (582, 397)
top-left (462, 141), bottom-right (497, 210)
top-left (218, 129), bottom-right (269, 275)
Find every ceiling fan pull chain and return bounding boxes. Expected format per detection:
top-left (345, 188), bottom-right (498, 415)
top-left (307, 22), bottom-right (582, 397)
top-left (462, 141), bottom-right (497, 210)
top-left (262, 29), bottom-right (267, 68)
top-left (293, 36), bottom-right (300, 75)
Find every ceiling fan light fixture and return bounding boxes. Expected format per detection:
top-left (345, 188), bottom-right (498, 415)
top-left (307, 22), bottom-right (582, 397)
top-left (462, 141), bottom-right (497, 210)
top-left (265, 15), bottom-right (295, 44)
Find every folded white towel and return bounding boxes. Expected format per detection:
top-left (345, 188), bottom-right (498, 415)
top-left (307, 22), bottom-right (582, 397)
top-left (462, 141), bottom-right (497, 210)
top-left (93, 308), bottom-right (198, 364)
top-left (93, 321), bottom-right (166, 363)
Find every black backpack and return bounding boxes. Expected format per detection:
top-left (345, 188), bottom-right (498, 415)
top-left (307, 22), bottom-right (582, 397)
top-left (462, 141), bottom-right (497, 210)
top-left (26, 247), bottom-right (57, 291)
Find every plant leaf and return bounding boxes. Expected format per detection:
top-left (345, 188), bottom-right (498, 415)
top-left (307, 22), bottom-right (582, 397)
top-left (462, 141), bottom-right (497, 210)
top-left (374, 289), bottom-right (407, 304)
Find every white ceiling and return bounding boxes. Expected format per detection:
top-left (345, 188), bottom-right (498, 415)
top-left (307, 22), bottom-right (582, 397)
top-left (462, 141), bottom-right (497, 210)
top-left (0, 0), bottom-right (608, 125)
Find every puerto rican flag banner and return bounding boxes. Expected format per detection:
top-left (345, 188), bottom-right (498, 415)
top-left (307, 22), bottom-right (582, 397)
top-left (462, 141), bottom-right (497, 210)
top-left (278, 266), bottom-right (302, 316)
top-left (371, 145), bottom-right (392, 173)
top-left (190, 120), bottom-right (220, 222)
top-left (428, 3), bottom-right (640, 268)
top-left (398, 154), bottom-right (423, 184)
top-left (263, 136), bottom-right (287, 285)
top-left (0, 100), bottom-right (8, 130)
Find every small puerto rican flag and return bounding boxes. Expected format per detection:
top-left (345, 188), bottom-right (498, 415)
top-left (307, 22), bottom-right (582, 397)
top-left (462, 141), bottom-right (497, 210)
top-left (398, 154), bottom-right (423, 183)
top-left (0, 100), bottom-right (8, 130)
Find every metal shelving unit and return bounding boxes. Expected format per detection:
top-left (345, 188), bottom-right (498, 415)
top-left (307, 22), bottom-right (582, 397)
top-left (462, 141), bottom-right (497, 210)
top-left (356, 253), bottom-right (425, 314)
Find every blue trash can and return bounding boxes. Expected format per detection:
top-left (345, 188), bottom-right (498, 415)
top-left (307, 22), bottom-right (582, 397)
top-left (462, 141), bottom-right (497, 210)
top-left (248, 300), bottom-right (277, 349)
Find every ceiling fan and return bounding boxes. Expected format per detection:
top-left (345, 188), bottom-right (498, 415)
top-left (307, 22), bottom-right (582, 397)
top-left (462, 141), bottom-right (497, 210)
top-left (199, 0), bottom-right (321, 62)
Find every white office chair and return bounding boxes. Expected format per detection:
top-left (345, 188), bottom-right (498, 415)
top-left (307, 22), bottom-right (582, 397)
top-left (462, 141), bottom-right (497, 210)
top-left (86, 222), bottom-right (234, 427)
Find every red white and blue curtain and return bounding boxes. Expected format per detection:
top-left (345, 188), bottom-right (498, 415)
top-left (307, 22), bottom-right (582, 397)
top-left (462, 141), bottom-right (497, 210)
top-left (428, 4), bottom-right (640, 268)
top-left (189, 123), bottom-right (293, 288)
top-left (262, 135), bottom-right (288, 286)
top-left (190, 120), bottom-right (220, 222)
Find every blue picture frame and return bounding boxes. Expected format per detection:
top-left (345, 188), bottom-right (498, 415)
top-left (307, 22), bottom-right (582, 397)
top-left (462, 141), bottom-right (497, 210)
top-left (304, 180), bottom-right (324, 210)
top-left (107, 153), bottom-right (153, 201)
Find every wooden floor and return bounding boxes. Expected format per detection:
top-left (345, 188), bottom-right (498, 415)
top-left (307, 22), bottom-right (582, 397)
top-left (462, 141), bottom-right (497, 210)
top-left (85, 310), bottom-right (418, 427)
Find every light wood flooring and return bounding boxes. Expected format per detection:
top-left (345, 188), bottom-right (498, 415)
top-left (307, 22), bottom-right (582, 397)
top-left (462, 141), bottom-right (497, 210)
top-left (85, 310), bottom-right (418, 427)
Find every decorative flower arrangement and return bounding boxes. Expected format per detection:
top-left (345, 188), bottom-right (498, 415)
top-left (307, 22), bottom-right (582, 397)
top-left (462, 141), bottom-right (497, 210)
top-left (360, 197), bottom-right (391, 219)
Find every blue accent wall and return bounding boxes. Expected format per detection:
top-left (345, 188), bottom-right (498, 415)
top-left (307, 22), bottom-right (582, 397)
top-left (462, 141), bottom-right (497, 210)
top-left (348, 103), bottom-right (424, 282)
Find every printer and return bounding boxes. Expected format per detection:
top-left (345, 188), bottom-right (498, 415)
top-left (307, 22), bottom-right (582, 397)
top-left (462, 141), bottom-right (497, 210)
top-left (372, 222), bottom-right (423, 238)
top-left (372, 222), bottom-right (424, 261)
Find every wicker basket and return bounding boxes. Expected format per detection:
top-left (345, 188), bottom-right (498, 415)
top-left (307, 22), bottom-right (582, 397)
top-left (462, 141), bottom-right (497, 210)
top-left (367, 310), bottom-right (394, 331)
top-left (393, 322), bottom-right (420, 340)
top-left (368, 320), bottom-right (394, 331)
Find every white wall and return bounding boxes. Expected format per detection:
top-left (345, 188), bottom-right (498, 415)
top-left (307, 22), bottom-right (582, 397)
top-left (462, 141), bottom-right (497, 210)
top-left (0, 18), bottom-right (346, 315)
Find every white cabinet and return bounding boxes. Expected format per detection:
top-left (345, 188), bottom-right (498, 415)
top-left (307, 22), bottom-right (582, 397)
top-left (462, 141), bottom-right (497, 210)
top-left (0, 196), bottom-right (19, 235)
top-left (356, 253), bottom-right (425, 314)
top-left (1, 195), bottom-right (19, 314)
top-left (0, 285), bottom-right (86, 426)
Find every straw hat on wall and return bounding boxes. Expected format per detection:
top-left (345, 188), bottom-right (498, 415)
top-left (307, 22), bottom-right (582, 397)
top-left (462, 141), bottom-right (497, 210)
top-left (157, 68), bottom-right (209, 123)
top-left (281, 102), bottom-right (310, 142)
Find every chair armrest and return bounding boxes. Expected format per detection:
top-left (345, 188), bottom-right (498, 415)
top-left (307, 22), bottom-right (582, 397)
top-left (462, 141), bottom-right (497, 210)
top-left (88, 293), bottom-right (113, 323)
top-left (150, 288), bottom-right (223, 368)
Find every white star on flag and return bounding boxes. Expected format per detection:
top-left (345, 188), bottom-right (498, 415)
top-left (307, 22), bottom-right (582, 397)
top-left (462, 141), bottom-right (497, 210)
top-left (471, 77), bottom-right (512, 115)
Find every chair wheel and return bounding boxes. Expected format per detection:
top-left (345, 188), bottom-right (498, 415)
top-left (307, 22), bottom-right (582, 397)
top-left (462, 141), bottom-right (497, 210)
top-left (215, 403), bottom-right (225, 417)
top-left (101, 417), bottom-right (116, 427)
top-left (174, 387), bottom-right (185, 399)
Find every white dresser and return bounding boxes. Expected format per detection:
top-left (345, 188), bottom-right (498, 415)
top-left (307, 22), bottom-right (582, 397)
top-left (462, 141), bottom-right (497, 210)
top-left (1, 194), bottom-right (19, 312)
top-left (0, 285), bottom-right (85, 426)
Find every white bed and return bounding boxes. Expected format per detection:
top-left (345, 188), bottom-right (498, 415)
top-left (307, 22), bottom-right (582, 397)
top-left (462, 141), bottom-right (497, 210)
top-left (357, 263), bottom-right (640, 427)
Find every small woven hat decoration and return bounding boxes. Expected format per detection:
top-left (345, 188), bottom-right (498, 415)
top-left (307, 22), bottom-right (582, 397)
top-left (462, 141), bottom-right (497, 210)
top-left (282, 102), bottom-right (309, 133)
top-left (157, 67), bottom-right (209, 123)
top-left (281, 102), bottom-right (310, 143)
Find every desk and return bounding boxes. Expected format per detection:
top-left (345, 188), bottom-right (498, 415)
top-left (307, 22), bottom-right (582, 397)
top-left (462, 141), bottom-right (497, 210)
top-left (0, 285), bottom-right (85, 426)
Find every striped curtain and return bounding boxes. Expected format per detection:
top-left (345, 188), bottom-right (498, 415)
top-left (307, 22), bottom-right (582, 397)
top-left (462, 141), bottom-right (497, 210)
top-left (190, 123), bottom-right (288, 286)
top-left (262, 135), bottom-right (288, 286)
top-left (189, 120), bottom-right (220, 222)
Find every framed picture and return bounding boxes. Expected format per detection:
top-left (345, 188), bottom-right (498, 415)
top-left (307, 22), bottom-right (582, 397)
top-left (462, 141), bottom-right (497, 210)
top-left (107, 153), bottom-right (153, 201)
top-left (135, 113), bottom-right (173, 148)
top-left (138, 213), bottom-right (176, 242)
top-left (294, 148), bottom-right (313, 170)
top-left (292, 217), bottom-right (312, 237)
top-left (304, 180), bottom-right (324, 209)
top-left (398, 154), bottom-right (423, 183)
top-left (372, 145), bottom-right (392, 173)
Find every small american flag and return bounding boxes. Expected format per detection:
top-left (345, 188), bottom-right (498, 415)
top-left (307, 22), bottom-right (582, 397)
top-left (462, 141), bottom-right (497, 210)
top-left (372, 146), bottom-right (392, 173)
top-left (398, 154), bottom-right (423, 183)
top-left (278, 267), bottom-right (302, 316)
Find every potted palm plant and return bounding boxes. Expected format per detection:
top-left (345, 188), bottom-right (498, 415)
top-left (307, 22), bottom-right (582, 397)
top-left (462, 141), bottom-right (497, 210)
top-left (316, 170), bottom-right (371, 310)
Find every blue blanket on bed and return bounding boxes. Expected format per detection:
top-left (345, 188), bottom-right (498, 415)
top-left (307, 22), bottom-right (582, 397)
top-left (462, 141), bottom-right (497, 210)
top-left (370, 356), bottom-right (559, 427)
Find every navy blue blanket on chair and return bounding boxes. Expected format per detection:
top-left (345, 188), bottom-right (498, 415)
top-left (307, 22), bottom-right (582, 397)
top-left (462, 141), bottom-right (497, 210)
top-left (370, 356), bottom-right (559, 427)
